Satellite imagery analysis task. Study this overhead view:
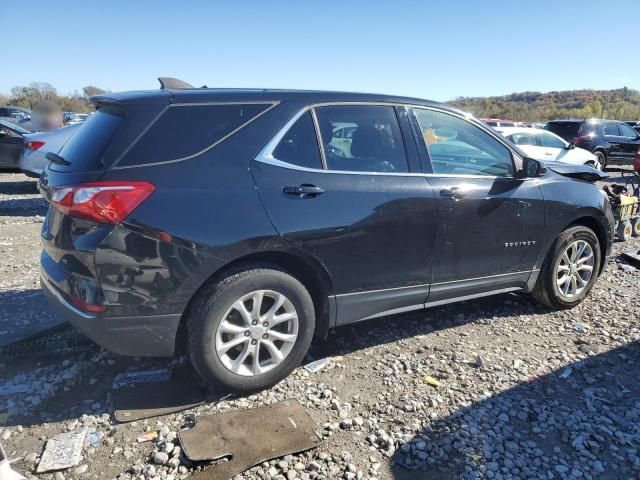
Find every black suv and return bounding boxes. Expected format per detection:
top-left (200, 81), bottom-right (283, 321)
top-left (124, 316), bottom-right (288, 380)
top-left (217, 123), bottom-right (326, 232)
top-left (40, 83), bottom-right (614, 392)
top-left (547, 119), bottom-right (640, 168)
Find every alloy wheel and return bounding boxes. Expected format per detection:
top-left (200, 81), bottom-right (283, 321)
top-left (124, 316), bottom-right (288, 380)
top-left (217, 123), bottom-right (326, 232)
top-left (215, 290), bottom-right (299, 376)
top-left (555, 240), bottom-right (595, 298)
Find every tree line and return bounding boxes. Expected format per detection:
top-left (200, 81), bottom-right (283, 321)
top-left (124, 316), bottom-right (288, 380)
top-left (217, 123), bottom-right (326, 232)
top-left (0, 82), bottom-right (108, 113)
top-left (449, 87), bottom-right (640, 122)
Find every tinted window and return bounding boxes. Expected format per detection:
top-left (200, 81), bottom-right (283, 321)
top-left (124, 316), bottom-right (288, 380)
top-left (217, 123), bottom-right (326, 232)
top-left (121, 103), bottom-right (271, 166)
top-left (508, 132), bottom-right (537, 146)
top-left (0, 108), bottom-right (9, 117)
top-left (547, 121), bottom-right (582, 141)
top-left (272, 112), bottom-right (322, 169)
top-left (604, 123), bottom-right (620, 136)
top-left (413, 108), bottom-right (514, 177)
top-left (619, 123), bottom-right (638, 138)
top-left (315, 105), bottom-right (408, 173)
top-left (578, 123), bottom-right (597, 135)
top-left (539, 132), bottom-right (566, 148)
top-left (56, 106), bottom-right (123, 172)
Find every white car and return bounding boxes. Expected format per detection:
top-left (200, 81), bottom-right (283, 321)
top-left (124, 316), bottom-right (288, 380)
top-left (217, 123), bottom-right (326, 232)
top-left (496, 127), bottom-right (601, 170)
top-left (19, 123), bottom-right (81, 177)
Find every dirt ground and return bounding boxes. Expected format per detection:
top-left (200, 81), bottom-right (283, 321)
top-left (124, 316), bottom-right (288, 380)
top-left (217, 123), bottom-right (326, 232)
top-left (0, 171), bottom-right (639, 480)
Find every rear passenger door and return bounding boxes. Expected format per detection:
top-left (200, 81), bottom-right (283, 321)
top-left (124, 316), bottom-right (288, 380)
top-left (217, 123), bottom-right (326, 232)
top-left (251, 105), bottom-right (437, 325)
top-left (409, 107), bottom-right (545, 302)
top-left (603, 123), bottom-right (625, 161)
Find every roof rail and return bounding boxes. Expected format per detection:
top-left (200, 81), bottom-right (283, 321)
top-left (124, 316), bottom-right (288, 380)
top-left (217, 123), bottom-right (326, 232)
top-left (158, 77), bottom-right (194, 89)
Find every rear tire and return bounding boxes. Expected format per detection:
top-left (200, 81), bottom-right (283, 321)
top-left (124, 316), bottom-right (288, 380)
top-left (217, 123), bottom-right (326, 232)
top-left (531, 226), bottom-right (600, 310)
top-left (187, 266), bottom-right (315, 393)
top-left (617, 221), bottom-right (632, 242)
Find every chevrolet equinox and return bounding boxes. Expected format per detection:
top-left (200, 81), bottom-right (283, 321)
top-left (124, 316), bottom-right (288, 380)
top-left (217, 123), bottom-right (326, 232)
top-left (40, 81), bottom-right (614, 392)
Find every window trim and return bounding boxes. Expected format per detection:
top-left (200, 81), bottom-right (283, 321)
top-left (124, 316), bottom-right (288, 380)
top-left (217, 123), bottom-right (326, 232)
top-left (257, 102), bottom-right (523, 177)
top-left (408, 106), bottom-right (520, 179)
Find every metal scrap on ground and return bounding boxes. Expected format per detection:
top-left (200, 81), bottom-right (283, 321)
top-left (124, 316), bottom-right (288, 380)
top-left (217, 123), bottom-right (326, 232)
top-left (303, 357), bottom-right (331, 373)
top-left (36, 428), bottom-right (87, 473)
top-left (179, 399), bottom-right (320, 480)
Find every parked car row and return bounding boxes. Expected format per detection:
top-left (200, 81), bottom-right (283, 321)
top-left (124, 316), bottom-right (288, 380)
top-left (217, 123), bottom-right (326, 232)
top-left (0, 118), bottom-right (80, 175)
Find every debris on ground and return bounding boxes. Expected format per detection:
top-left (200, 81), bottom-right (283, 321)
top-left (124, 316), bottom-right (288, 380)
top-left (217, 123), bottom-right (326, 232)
top-left (0, 441), bottom-right (26, 480)
top-left (136, 432), bottom-right (158, 443)
top-left (179, 399), bottom-right (320, 479)
top-left (36, 428), bottom-right (87, 473)
top-left (303, 357), bottom-right (331, 373)
top-left (113, 367), bottom-right (206, 422)
top-left (423, 375), bottom-right (441, 387)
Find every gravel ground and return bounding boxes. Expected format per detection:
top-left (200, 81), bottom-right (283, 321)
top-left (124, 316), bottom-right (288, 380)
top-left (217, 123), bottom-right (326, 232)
top-left (0, 171), bottom-right (639, 480)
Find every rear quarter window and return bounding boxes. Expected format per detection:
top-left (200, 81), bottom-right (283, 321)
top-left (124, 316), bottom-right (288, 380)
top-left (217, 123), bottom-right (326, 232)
top-left (117, 103), bottom-right (273, 167)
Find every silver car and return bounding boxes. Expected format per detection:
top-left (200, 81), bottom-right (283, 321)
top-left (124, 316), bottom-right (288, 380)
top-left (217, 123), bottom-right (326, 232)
top-left (19, 123), bottom-right (80, 177)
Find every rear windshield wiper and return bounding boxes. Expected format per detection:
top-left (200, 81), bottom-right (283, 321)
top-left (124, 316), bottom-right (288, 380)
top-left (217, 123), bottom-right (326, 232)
top-left (45, 152), bottom-right (71, 166)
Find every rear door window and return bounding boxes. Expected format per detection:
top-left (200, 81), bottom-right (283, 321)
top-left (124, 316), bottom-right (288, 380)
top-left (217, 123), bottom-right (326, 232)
top-left (315, 105), bottom-right (409, 173)
top-left (119, 103), bottom-right (272, 167)
top-left (55, 106), bottom-right (124, 172)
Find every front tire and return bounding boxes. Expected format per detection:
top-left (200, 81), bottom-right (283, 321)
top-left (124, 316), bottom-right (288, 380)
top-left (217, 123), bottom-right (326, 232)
top-left (593, 151), bottom-right (606, 170)
top-left (187, 266), bottom-right (315, 393)
top-left (531, 226), bottom-right (601, 310)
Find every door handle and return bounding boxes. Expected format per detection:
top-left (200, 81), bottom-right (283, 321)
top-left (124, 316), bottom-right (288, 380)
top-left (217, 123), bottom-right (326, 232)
top-left (283, 184), bottom-right (325, 197)
top-left (440, 187), bottom-right (467, 200)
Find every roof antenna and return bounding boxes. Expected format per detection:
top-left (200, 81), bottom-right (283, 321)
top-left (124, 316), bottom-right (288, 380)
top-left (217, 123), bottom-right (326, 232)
top-left (158, 77), bottom-right (194, 89)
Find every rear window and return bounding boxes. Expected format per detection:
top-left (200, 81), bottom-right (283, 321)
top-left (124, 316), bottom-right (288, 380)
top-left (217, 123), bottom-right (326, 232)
top-left (547, 122), bottom-right (582, 141)
top-left (55, 106), bottom-right (124, 172)
top-left (118, 103), bottom-right (272, 167)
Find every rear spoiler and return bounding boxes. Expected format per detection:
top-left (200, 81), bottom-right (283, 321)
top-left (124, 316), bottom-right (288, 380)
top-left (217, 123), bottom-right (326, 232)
top-left (545, 161), bottom-right (608, 182)
top-left (158, 77), bottom-right (194, 89)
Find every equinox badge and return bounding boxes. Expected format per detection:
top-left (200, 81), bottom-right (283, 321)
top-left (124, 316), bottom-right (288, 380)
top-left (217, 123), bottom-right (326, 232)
top-left (504, 241), bottom-right (537, 248)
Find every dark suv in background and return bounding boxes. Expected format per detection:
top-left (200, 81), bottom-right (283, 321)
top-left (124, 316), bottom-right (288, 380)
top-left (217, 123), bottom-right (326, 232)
top-left (39, 81), bottom-right (614, 392)
top-left (547, 119), bottom-right (640, 168)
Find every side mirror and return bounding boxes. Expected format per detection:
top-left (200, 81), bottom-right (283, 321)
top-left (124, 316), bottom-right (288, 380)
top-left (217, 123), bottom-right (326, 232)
top-left (565, 143), bottom-right (576, 150)
top-left (521, 157), bottom-right (546, 178)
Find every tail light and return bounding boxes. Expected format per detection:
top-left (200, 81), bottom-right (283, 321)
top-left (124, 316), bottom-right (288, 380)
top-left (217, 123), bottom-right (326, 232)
top-left (50, 181), bottom-right (155, 224)
top-left (26, 140), bottom-right (45, 150)
top-left (635, 146), bottom-right (640, 172)
top-left (67, 296), bottom-right (107, 313)
top-left (572, 135), bottom-right (585, 145)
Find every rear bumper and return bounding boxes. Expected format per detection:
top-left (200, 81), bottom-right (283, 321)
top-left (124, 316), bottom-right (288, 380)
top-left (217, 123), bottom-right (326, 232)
top-left (41, 273), bottom-right (180, 357)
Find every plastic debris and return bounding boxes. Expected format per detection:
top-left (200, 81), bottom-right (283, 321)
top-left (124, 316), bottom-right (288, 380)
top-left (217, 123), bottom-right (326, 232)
top-left (86, 431), bottom-right (103, 448)
top-left (0, 441), bottom-right (26, 480)
top-left (37, 428), bottom-right (87, 473)
top-left (112, 368), bottom-right (171, 389)
top-left (137, 431), bottom-right (158, 443)
top-left (303, 358), bottom-right (331, 373)
top-left (423, 376), bottom-right (441, 388)
top-left (572, 321), bottom-right (586, 333)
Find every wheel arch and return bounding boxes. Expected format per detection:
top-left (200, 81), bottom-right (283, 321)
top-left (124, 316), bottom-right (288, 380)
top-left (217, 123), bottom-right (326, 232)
top-left (175, 249), bottom-right (334, 354)
top-left (568, 215), bottom-right (609, 275)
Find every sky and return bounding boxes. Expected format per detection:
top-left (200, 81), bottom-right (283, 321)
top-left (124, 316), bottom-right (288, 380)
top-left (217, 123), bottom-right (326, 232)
top-left (2, 0), bottom-right (639, 102)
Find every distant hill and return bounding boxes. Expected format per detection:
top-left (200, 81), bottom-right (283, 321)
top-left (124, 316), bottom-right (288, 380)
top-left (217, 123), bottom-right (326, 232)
top-left (448, 87), bottom-right (640, 122)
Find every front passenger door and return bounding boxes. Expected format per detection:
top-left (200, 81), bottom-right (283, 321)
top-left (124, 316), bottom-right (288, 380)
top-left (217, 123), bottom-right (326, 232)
top-left (410, 108), bottom-right (545, 302)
